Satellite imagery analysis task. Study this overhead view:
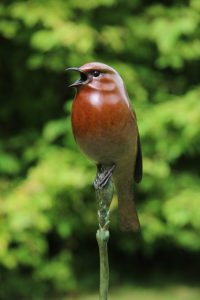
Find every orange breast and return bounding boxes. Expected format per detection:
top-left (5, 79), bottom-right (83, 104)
top-left (71, 85), bottom-right (137, 164)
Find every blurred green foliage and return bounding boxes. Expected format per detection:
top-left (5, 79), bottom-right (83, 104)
top-left (72, 284), bottom-right (200, 300)
top-left (0, 0), bottom-right (200, 299)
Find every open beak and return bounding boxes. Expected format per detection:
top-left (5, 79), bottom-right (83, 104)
top-left (66, 67), bottom-right (89, 88)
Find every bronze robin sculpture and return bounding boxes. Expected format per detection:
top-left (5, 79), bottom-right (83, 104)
top-left (67, 62), bottom-right (142, 232)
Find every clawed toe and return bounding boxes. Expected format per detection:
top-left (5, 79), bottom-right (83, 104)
top-left (94, 164), bottom-right (115, 190)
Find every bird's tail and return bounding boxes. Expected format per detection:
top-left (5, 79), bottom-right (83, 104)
top-left (114, 177), bottom-right (140, 232)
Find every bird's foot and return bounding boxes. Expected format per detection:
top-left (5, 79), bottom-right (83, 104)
top-left (94, 164), bottom-right (115, 190)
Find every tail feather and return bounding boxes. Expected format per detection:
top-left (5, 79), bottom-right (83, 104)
top-left (114, 176), bottom-right (140, 232)
top-left (118, 196), bottom-right (140, 232)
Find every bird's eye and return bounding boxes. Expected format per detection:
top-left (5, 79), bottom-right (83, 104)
top-left (93, 70), bottom-right (100, 77)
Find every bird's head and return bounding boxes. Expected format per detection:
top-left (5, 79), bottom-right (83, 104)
top-left (66, 62), bottom-right (124, 92)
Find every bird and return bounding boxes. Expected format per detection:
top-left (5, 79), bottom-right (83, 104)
top-left (67, 62), bottom-right (142, 232)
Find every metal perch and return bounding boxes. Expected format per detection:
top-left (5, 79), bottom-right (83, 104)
top-left (95, 170), bottom-right (114, 300)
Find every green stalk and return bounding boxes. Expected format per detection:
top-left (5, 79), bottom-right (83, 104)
top-left (95, 177), bottom-right (113, 300)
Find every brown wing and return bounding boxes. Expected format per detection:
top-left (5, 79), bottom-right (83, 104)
top-left (126, 94), bottom-right (143, 184)
top-left (134, 132), bottom-right (143, 183)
